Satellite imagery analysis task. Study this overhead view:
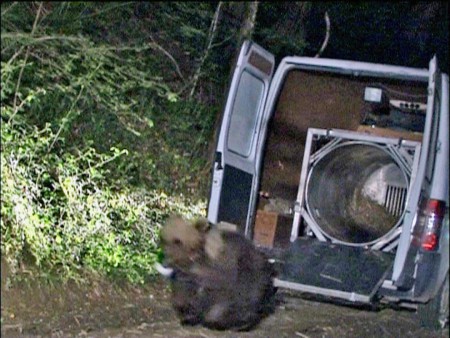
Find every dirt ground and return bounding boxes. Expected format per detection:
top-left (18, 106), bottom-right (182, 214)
top-left (1, 262), bottom-right (448, 338)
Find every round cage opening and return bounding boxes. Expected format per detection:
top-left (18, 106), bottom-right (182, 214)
top-left (305, 142), bottom-right (409, 245)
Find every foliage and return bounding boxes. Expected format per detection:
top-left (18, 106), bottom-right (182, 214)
top-left (254, 2), bottom-right (309, 58)
top-left (1, 2), bottom-right (210, 284)
top-left (1, 12), bottom-right (172, 148)
top-left (0, 113), bottom-right (205, 284)
top-left (1, 2), bottom-right (222, 196)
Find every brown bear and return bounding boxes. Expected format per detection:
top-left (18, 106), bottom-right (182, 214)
top-left (160, 216), bottom-right (276, 331)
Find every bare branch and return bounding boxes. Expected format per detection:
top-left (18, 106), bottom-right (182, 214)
top-left (2, 32), bottom-right (84, 43)
top-left (148, 35), bottom-right (185, 81)
top-left (315, 11), bottom-right (330, 58)
top-left (48, 86), bottom-right (85, 153)
top-left (210, 34), bottom-right (234, 49)
top-left (11, 1), bottom-right (44, 121)
top-left (189, 1), bottom-right (223, 99)
top-left (75, 2), bottom-right (135, 21)
top-left (6, 46), bottom-right (26, 66)
top-left (1, 2), bottom-right (18, 16)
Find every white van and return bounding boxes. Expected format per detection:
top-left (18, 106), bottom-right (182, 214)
top-left (207, 40), bottom-right (449, 329)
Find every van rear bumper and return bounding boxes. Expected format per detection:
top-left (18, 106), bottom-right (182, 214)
top-left (378, 251), bottom-right (443, 303)
top-left (413, 251), bottom-right (442, 301)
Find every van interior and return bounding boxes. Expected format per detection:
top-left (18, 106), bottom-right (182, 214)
top-left (254, 69), bottom-right (428, 250)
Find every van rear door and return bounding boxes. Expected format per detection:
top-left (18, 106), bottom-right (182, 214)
top-left (392, 56), bottom-right (443, 286)
top-left (207, 41), bottom-right (274, 234)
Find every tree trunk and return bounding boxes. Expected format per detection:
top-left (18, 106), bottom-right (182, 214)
top-left (237, 1), bottom-right (259, 47)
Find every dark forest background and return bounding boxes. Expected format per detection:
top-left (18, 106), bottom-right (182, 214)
top-left (1, 1), bottom-right (448, 284)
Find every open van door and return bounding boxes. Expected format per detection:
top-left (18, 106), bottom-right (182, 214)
top-left (207, 41), bottom-right (274, 234)
top-left (392, 56), bottom-right (442, 285)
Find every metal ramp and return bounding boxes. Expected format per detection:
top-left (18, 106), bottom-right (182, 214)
top-left (274, 238), bottom-right (395, 303)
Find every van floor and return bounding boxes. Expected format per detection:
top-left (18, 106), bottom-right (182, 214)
top-left (279, 238), bottom-right (395, 300)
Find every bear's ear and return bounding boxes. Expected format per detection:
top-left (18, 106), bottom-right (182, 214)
top-left (192, 218), bottom-right (211, 233)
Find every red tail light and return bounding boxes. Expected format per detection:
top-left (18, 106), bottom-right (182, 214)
top-left (421, 233), bottom-right (438, 251)
top-left (420, 199), bottom-right (446, 251)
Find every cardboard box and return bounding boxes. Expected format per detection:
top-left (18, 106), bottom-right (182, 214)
top-left (253, 210), bottom-right (292, 248)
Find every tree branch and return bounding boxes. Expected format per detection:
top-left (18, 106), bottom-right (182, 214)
top-left (315, 11), bottom-right (330, 58)
top-left (47, 85), bottom-right (85, 154)
top-left (148, 35), bottom-right (185, 82)
top-left (189, 1), bottom-right (223, 99)
top-left (1, 2), bottom-right (18, 16)
top-left (11, 1), bottom-right (44, 120)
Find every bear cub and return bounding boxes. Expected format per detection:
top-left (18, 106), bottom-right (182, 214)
top-left (160, 216), bottom-right (276, 331)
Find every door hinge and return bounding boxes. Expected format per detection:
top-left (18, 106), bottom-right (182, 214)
top-left (215, 151), bottom-right (223, 170)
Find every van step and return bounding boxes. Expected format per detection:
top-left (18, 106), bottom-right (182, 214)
top-left (275, 238), bottom-right (394, 303)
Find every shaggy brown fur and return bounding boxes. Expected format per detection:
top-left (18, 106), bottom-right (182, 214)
top-left (160, 216), bottom-right (276, 331)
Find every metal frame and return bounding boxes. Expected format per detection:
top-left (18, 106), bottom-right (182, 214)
top-left (290, 128), bottom-right (422, 251)
top-left (273, 276), bottom-right (393, 303)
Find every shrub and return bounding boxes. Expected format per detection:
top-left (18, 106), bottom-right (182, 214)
top-left (1, 115), bottom-right (206, 284)
top-left (1, 2), bottom-right (209, 284)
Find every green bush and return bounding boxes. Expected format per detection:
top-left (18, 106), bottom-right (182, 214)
top-left (1, 115), bottom-right (206, 284)
top-left (1, 2), bottom-right (219, 198)
top-left (1, 2), bottom-right (208, 284)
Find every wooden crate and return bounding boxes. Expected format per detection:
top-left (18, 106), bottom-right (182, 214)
top-left (253, 210), bottom-right (292, 248)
